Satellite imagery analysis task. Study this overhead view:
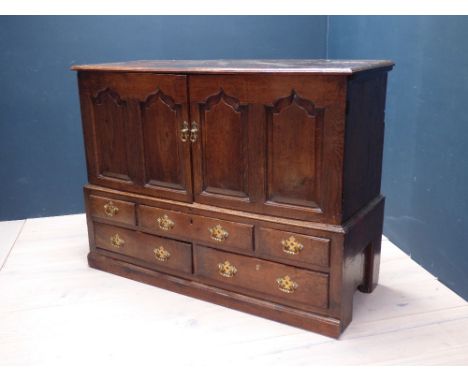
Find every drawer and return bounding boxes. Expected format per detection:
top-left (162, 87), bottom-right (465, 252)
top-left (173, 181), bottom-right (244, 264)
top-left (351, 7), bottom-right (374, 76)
top-left (94, 222), bottom-right (192, 274)
top-left (194, 246), bottom-right (329, 310)
top-left (192, 215), bottom-right (253, 252)
top-left (256, 227), bottom-right (330, 269)
top-left (139, 205), bottom-right (192, 238)
top-left (89, 195), bottom-right (135, 225)
top-left (139, 205), bottom-right (253, 252)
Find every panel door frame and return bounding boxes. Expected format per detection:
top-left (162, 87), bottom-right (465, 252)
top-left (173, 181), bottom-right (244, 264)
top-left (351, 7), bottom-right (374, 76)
top-left (138, 87), bottom-right (192, 202)
top-left (78, 71), bottom-right (193, 202)
top-left (188, 74), bottom-right (347, 223)
top-left (259, 75), bottom-right (347, 223)
top-left (190, 76), bottom-right (263, 212)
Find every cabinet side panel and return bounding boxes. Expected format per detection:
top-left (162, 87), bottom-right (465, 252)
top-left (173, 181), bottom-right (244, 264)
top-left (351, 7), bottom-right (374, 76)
top-left (342, 72), bottom-right (388, 221)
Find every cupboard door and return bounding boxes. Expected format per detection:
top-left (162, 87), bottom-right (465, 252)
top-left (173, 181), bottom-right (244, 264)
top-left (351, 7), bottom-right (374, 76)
top-left (260, 77), bottom-right (346, 223)
top-left (139, 85), bottom-right (192, 202)
top-left (190, 78), bottom-right (261, 211)
top-left (78, 72), bottom-right (192, 202)
top-left (189, 74), bottom-right (346, 222)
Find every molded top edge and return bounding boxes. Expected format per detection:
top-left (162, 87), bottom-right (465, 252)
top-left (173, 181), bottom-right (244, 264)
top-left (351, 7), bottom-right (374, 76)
top-left (71, 59), bottom-right (394, 74)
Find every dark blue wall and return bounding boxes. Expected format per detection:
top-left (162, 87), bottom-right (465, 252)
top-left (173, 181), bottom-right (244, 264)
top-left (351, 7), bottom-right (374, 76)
top-left (0, 16), bottom-right (327, 220)
top-left (328, 16), bottom-right (468, 299)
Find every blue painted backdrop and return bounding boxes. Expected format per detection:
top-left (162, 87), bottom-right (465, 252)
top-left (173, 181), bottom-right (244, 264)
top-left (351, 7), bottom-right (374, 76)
top-left (1, 16), bottom-right (467, 299)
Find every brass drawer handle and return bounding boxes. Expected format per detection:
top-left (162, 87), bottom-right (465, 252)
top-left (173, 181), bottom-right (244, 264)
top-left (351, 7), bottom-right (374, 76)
top-left (180, 121), bottom-right (189, 142)
top-left (218, 260), bottom-right (237, 278)
top-left (281, 236), bottom-right (304, 256)
top-left (153, 246), bottom-right (171, 262)
top-left (209, 224), bottom-right (229, 242)
top-left (156, 214), bottom-right (175, 231)
top-left (276, 275), bottom-right (299, 294)
top-left (110, 233), bottom-right (125, 248)
top-left (190, 121), bottom-right (198, 143)
top-left (104, 201), bottom-right (119, 217)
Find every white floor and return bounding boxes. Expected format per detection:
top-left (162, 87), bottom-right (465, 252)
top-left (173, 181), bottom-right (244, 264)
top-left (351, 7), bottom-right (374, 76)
top-left (0, 213), bottom-right (467, 366)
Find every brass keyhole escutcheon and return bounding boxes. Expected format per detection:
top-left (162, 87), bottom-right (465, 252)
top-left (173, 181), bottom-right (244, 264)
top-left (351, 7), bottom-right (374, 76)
top-left (209, 224), bottom-right (229, 242)
top-left (153, 246), bottom-right (171, 262)
top-left (104, 201), bottom-right (119, 217)
top-left (157, 214), bottom-right (175, 231)
top-left (110, 233), bottom-right (125, 248)
top-left (276, 275), bottom-right (299, 294)
top-left (218, 260), bottom-right (237, 278)
top-left (281, 236), bottom-right (304, 256)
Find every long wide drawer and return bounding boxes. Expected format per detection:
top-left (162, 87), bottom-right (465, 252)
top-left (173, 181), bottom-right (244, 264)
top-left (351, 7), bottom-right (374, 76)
top-left (138, 204), bottom-right (253, 251)
top-left (193, 246), bottom-right (329, 310)
top-left (94, 222), bottom-right (192, 274)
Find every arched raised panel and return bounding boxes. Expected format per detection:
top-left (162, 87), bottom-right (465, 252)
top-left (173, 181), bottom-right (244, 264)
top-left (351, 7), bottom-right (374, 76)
top-left (266, 91), bottom-right (324, 209)
top-left (140, 90), bottom-right (185, 190)
top-left (199, 90), bottom-right (249, 197)
top-left (92, 88), bottom-right (131, 181)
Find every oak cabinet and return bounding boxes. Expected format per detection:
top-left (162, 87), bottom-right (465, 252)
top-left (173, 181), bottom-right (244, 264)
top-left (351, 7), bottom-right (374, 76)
top-left (74, 59), bottom-right (393, 338)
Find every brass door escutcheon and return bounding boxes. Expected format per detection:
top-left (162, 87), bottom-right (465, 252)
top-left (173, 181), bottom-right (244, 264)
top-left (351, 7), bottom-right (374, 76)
top-left (180, 121), bottom-right (189, 142)
top-left (156, 214), bottom-right (175, 231)
top-left (153, 246), bottom-right (171, 262)
top-left (209, 224), bottom-right (229, 242)
top-left (110, 233), bottom-right (125, 248)
top-left (190, 121), bottom-right (198, 143)
top-left (218, 260), bottom-right (237, 278)
top-left (281, 236), bottom-right (304, 256)
top-left (276, 275), bottom-right (298, 293)
top-left (104, 201), bottom-right (119, 217)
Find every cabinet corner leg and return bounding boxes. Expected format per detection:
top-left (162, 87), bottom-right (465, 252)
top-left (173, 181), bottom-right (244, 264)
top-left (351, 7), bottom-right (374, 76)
top-left (358, 234), bottom-right (382, 293)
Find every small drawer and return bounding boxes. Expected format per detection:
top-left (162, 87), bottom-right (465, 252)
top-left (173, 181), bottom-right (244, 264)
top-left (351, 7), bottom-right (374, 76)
top-left (89, 195), bottom-right (135, 225)
top-left (138, 205), bottom-right (192, 238)
top-left (256, 227), bottom-right (330, 269)
top-left (192, 216), bottom-right (253, 252)
top-left (194, 246), bottom-right (329, 310)
top-left (94, 222), bottom-right (192, 274)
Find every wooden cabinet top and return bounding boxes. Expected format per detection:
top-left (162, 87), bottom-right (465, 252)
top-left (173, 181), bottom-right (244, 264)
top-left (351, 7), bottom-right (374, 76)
top-left (71, 59), bottom-right (394, 75)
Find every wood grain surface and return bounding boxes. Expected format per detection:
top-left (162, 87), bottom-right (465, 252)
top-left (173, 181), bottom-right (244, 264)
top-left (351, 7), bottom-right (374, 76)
top-left (71, 59), bottom-right (394, 74)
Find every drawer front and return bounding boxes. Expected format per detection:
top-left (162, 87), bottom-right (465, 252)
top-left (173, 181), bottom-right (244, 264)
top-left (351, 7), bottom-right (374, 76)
top-left (192, 216), bottom-right (253, 252)
top-left (194, 246), bottom-right (328, 309)
top-left (94, 222), bottom-right (192, 274)
top-left (139, 205), bottom-right (253, 252)
top-left (89, 195), bottom-right (135, 225)
top-left (139, 205), bottom-right (192, 238)
top-left (256, 227), bottom-right (330, 269)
